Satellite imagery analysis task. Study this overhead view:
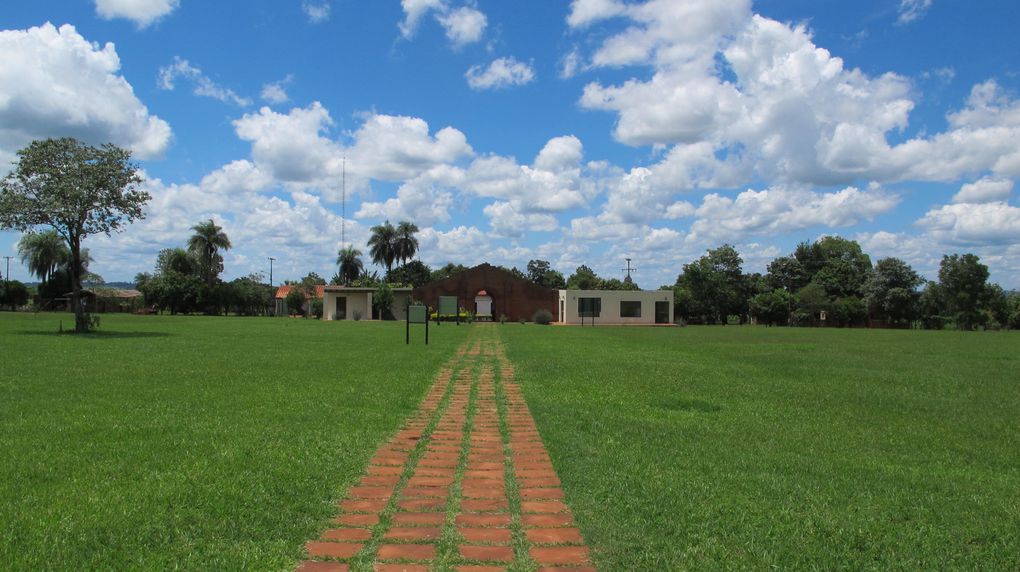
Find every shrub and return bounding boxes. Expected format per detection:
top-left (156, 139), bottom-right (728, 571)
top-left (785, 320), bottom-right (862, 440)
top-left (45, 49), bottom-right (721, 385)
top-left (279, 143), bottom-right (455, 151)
top-left (352, 310), bottom-right (362, 321)
top-left (0, 280), bottom-right (30, 310)
top-left (285, 288), bottom-right (305, 316)
top-left (533, 309), bottom-right (553, 325)
top-left (499, 314), bottom-right (508, 324)
top-left (310, 298), bottom-right (323, 319)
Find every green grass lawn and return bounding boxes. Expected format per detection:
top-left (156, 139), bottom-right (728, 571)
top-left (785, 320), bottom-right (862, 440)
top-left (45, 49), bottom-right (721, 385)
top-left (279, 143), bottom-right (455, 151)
top-left (0, 312), bottom-right (468, 570)
top-left (502, 325), bottom-right (1020, 570)
top-left (3, 316), bottom-right (1019, 570)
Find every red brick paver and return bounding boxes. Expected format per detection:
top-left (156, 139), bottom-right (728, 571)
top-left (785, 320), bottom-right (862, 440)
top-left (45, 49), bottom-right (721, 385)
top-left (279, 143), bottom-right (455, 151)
top-left (295, 330), bottom-right (595, 570)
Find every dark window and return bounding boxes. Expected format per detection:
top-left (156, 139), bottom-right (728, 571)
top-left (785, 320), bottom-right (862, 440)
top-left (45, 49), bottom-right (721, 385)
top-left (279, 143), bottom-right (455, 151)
top-left (620, 301), bottom-right (641, 318)
top-left (578, 297), bottom-right (601, 317)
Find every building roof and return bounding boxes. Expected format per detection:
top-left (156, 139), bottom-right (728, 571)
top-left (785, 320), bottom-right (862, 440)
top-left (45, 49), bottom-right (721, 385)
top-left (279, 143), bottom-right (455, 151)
top-left (77, 288), bottom-right (143, 298)
top-left (274, 284), bottom-right (326, 299)
top-left (322, 285), bottom-right (413, 293)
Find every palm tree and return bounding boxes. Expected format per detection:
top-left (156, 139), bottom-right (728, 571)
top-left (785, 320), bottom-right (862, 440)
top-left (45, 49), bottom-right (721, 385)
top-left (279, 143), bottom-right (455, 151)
top-left (17, 230), bottom-right (68, 287)
top-left (336, 246), bottom-right (364, 286)
top-left (187, 219), bottom-right (231, 285)
top-left (367, 220), bottom-right (397, 273)
top-left (394, 221), bottom-right (420, 266)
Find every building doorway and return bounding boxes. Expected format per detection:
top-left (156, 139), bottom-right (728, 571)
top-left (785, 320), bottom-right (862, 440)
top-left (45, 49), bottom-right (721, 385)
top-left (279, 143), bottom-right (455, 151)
top-left (655, 301), bottom-right (670, 324)
top-left (336, 296), bottom-right (347, 320)
top-left (475, 290), bottom-right (492, 320)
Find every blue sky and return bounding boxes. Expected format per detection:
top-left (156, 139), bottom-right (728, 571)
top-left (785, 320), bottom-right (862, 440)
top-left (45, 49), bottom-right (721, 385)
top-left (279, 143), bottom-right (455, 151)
top-left (2, 0), bottom-right (1019, 289)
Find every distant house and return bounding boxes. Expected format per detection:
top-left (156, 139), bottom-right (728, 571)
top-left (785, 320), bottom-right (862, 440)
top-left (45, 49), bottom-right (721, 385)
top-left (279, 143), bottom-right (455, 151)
top-left (273, 284), bottom-right (326, 316)
top-left (322, 286), bottom-right (412, 321)
top-left (558, 289), bottom-right (673, 325)
top-left (74, 288), bottom-right (144, 313)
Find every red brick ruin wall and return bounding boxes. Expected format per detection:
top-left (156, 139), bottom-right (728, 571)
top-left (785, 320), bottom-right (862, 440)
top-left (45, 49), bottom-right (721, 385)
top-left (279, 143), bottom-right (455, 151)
top-left (412, 264), bottom-right (558, 322)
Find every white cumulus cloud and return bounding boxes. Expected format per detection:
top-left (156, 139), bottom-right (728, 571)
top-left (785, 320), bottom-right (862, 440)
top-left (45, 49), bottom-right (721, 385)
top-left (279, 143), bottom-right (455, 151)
top-left (916, 201), bottom-right (1020, 246)
top-left (233, 102), bottom-right (342, 184)
top-left (466, 57), bottom-right (536, 90)
top-left (260, 76), bottom-right (293, 105)
top-left (348, 114), bottom-right (473, 182)
top-left (437, 6), bottom-right (487, 47)
top-left (687, 184), bottom-right (900, 243)
top-left (94, 0), bottom-right (178, 28)
top-left (399, 0), bottom-right (446, 38)
top-left (953, 177), bottom-right (1014, 204)
top-left (0, 23), bottom-right (171, 161)
top-left (566, 0), bottom-right (627, 28)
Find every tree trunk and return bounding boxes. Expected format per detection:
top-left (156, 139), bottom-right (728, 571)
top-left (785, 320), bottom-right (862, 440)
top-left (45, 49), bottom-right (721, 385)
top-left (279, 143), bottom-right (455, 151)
top-left (70, 235), bottom-right (88, 332)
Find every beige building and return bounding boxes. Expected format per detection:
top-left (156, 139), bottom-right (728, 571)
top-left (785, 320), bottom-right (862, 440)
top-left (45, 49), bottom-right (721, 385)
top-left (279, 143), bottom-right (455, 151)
top-left (558, 289), bottom-right (674, 325)
top-left (322, 286), bottom-right (412, 321)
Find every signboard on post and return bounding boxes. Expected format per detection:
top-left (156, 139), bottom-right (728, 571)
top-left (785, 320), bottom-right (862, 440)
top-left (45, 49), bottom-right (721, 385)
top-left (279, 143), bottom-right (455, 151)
top-left (578, 297), bottom-right (601, 327)
top-left (437, 296), bottom-right (459, 325)
top-left (406, 304), bottom-right (429, 344)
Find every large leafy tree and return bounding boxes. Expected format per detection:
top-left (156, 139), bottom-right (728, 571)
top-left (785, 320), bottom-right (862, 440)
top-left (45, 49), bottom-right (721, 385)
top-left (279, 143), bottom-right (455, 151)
top-left (526, 259), bottom-right (566, 289)
top-left (863, 257), bottom-right (924, 323)
top-left (766, 255), bottom-right (807, 293)
top-left (336, 246), bottom-right (365, 285)
top-left (387, 260), bottom-right (432, 287)
top-left (17, 230), bottom-right (68, 288)
top-left (810, 236), bottom-right (873, 298)
top-left (368, 220), bottom-right (398, 272)
top-left (938, 253), bottom-right (991, 330)
top-left (394, 221), bottom-right (420, 266)
top-left (566, 265), bottom-right (601, 290)
top-left (0, 138), bottom-right (147, 332)
top-left (430, 263), bottom-right (468, 282)
top-left (187, 219), bottom-right (231, 286)
top-left (676, 244), bottom-right (745, 324)
top-left (749, 289), bottom-right (793, 326)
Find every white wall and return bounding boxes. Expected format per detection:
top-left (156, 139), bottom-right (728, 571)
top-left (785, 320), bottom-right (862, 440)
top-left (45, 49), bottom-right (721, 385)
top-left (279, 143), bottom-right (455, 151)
top-left (323, 291), bottom-right (372, 321)
top-left (557, 289), bottom-right (673, 325)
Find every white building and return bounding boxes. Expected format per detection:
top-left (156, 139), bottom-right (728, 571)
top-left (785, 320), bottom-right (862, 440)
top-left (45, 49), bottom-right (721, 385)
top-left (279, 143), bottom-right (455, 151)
top-left (322, 286), bottom-right (413, 321)
top-left (557, 289), bottom-right (674, 325)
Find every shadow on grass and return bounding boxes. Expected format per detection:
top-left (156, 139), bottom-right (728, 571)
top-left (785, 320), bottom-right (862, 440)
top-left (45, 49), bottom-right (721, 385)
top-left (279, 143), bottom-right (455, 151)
top-left (656, 397), bottom-right (722, 413)
top-left (17, 330), bottom-right (174, 339)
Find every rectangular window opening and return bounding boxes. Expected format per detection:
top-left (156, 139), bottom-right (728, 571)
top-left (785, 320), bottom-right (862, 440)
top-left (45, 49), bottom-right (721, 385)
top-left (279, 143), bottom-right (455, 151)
top-left (578, 297), bottom-right (601, 318)
top-left (620, 301), bottom-right (641, 318)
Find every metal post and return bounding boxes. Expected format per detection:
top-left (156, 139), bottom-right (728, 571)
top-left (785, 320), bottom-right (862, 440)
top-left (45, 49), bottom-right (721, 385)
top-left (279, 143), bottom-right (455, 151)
top-left (3, 256), bottom-right (11, 284)
top-left (268, 257), bottom-right (275, 286)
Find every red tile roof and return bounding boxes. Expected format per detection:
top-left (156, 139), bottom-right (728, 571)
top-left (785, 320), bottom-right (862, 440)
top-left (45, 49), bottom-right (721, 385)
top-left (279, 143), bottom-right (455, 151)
top-left (274, 284), bottom-right (326, 299)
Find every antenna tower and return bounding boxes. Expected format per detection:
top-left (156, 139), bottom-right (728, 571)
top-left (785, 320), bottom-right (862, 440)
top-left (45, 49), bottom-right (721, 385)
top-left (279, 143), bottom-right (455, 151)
top-left (341, 156), bottom-right (346, 249)
top-left (622, 258), bottom-right (636, 282)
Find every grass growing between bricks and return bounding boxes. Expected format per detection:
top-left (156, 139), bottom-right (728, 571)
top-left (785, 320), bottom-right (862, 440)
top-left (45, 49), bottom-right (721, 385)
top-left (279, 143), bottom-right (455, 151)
top-left (501, 325), bottom-right (1020, 570)
top-left (0, 312), bottom-right (468, 570)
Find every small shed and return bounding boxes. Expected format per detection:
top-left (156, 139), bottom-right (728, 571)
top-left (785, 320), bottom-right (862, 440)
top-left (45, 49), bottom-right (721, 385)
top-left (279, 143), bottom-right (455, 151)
top-left (322, 286), bottom-right (413, 321)
top-left (74, 288), bottom-right (144, 313)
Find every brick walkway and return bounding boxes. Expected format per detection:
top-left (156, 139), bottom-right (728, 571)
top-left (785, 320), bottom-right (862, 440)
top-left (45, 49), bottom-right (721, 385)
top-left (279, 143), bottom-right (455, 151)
top-left (296, 328), bottom-right (595, 572)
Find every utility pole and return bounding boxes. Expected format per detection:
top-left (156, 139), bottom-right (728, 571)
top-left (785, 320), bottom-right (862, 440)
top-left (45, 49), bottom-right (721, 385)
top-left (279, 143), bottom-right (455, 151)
top-left (268, 257), bottom-right (275, 286)
top-left (3, 256), bottom-right (12, 285)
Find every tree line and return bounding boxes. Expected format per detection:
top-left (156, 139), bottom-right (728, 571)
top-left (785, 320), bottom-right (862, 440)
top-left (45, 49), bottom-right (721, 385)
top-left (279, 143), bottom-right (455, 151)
top-left (667, 237), bottom-right (1019, 330)
top-left (2, 138), bottom-right (1017, 330)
